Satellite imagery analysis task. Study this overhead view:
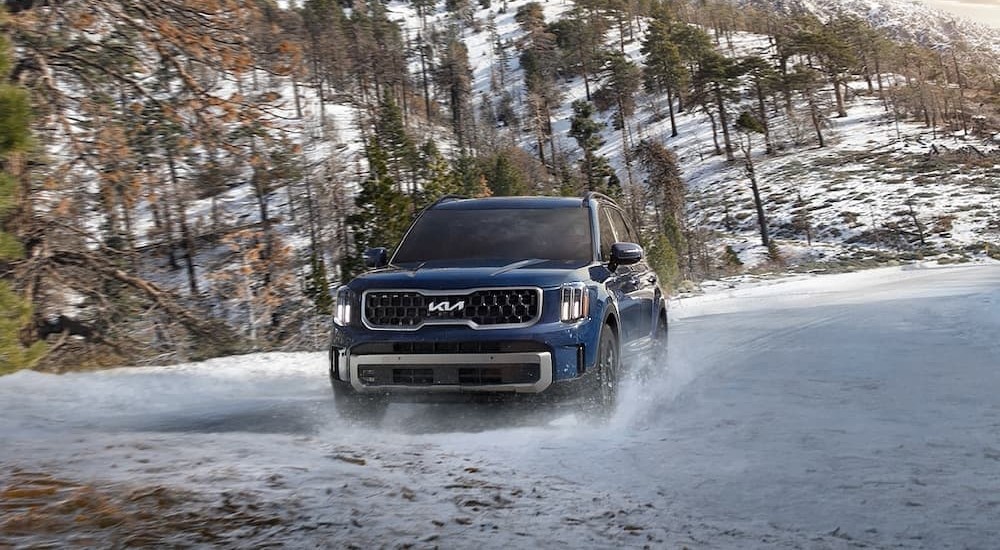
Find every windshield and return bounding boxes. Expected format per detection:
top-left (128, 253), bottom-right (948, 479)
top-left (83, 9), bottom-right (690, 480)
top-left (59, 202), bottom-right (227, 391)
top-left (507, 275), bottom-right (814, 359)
top-left (392, 208), bottom-right (593, 264)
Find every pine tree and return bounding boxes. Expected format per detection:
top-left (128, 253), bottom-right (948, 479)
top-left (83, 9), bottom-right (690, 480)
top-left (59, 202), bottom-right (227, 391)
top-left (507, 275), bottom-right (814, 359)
top-left (0, 27), bottom-right (44, 374)
top-left (305, 252), bottom-right (333, 314)
top-left (409, 0), bottom-right (437, 24)
top-left (344, 140), bottom-right (411, 280)
top-left (635, 139), bottom-right (686, 282)
top-left (300, 0), bottom-right (354, 100)
top-left (373, 92), bottom-right (418, 193)
top-left (816, 19), bottom-right (859, 119)
top-left (435, 36), bottom-right (474, 151)
top-left (569, 100), bottom-right (612, 192)
top-left (7, 1), bottom-right (277, 363)
top-left (735, 110), bottom-right (770, 247)
top-left (517, 2), bottom-right (561, 166)
top-left (550, 6), bottom-right (609, 102)
top-left (594, 51), bottom-right (641, 188)
top-left (453, 154), bottom-right (492, 198)
top-left (738, 55), bottom-right (779, 154)
top-left (692, 49), bottom-right (745, 161)
top-left (634, 140), bottom-right (684, 230)
top-left (786, 65), bottom-right (829, 148)
top-left (770, 13), bottom-right (823, 114)
top-left (348, 1), bottom-right (408, 105)
top-left (667, 22), bottom-right (715, 111)
top-left (646, 232), bottom-right (680, 291)
top-left (641, 8), bottom-right (689, 137)
top-left (594, 52), bottom-right (642, 132)
top-left (791, 191), bottom-right (813, 246)
top-left (416, 141), bottom-right (462, 209)
top-left (211, 229), bottom-right (297, 347)
top-left (721, 245), bottom-right (743, 275)
top-left (485, 150), bottom-right (529, 196)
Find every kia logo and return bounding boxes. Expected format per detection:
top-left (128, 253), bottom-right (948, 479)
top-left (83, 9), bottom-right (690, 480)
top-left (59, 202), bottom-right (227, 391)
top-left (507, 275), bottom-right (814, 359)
top-left (429, 300), bottom-right (465, 312)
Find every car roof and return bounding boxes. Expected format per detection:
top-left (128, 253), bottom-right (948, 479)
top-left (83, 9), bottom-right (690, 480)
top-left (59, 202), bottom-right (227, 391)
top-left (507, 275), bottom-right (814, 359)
top-left (431, 196), bottom-right (594, 210)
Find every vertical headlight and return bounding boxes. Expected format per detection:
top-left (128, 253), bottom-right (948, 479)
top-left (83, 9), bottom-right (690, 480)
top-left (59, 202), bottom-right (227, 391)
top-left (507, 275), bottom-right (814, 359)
top-left (559, 283), bottom-right (590, 323)
top-left (333, 286), bottom-right (356, 327)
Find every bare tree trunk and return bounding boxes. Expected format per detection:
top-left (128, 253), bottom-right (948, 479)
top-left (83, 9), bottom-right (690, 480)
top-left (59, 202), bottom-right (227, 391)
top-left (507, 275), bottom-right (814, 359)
top-left (418, 34), bottom-right (432, 119)
top-left (617, 96), bottom-right (636, 188)
top-left (754, 80), bottom-right (773, 154)
top-left (832, 76), bottom-right (847, 117)
top-left (166, 150), bottom-right (198, 295)
top-left (666, 87), bottom-right (678, 137)
top-left (714, 83), bottom-right (734, 161)
top-left (239, 242), bottom-right (258, 346)
top-left (532, 100), bottom-right (547, 166)
top-left (703, 105), bottom-right (722, 156)
top-left (160, 183), bottom-right (179, 271)
top-left (807, 91), bottom-right (825, 148)
top-left (291, 78), bottom-right (303, 119)
top-left (116, 185), bottom-right (137, 265)
top-left (950, 49), bottom-right (968, 136)
top-left (741, 135), bottom-right (770, 247)
top-left (249, 136), bottom-right (273, 267)
top-left (907, 200), bottom-right (926, 247)
top-left (874, 53), bottom-right (885, 105)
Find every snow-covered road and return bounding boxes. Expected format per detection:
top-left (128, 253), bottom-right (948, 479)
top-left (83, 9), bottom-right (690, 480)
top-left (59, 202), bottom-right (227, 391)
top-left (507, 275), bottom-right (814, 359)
top-left (3, 263), bottom-right (999, 548)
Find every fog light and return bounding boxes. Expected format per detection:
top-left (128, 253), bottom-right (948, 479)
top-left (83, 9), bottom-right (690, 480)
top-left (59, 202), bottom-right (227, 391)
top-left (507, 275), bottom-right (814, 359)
top-left (359, 367), bottom-right (377, 384)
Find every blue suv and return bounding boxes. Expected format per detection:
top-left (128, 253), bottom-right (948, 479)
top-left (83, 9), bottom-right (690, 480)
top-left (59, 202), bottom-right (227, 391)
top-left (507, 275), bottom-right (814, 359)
top-left (329, 193), bottom-right (667, 420)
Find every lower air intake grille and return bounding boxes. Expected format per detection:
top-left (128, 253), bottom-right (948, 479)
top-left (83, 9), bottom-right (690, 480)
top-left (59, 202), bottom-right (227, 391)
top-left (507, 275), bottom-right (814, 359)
top-left (358, 365), bottom-right (541, 387)
top-left (392, 368), bottom-right (435, 385)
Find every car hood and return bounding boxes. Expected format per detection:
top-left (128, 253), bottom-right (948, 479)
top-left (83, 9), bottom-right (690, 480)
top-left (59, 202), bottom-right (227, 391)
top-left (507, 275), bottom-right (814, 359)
top-left (348, 259), bottom-right (593, 291)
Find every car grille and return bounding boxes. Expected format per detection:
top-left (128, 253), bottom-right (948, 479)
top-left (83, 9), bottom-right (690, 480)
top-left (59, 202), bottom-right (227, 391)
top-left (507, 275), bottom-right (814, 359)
top-left (363, 288), bottom-right (541, 329)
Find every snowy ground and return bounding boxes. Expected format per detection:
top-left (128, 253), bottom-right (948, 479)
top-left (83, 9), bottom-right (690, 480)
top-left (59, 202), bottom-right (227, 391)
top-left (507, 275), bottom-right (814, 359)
top-left (3, 263), bottom-right (1000, 548)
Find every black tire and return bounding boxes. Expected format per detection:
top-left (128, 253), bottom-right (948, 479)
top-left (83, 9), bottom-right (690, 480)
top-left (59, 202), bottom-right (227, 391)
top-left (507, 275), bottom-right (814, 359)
top-left (655, 312), bottom-right (669, 349)
top-left (635, 313), bottom-right (669, 384)
top-left (331, 379), bottom-right (389, 423)
top-left (585, 325), bottom-right (620, 419)
top-left (650, 312), bottom-right (669, 374)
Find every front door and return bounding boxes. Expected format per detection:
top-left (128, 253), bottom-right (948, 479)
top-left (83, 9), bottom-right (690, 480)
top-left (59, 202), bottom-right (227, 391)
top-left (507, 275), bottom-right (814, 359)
top-left (605, 207), bottom-right (657, 345)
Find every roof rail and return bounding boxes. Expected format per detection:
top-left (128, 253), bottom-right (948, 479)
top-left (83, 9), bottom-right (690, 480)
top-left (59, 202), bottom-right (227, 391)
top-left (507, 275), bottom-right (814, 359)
top-left (429, 194), bottom-right (468, 208)
top-left (580, 191), bottom-right (614, 206)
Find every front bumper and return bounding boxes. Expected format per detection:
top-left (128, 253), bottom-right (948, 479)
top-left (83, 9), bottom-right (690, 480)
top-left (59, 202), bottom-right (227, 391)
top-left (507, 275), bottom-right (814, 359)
top-left (330, 315), bottom-right (605, 394)
top-left (335, 349), bottom-right (554, 393)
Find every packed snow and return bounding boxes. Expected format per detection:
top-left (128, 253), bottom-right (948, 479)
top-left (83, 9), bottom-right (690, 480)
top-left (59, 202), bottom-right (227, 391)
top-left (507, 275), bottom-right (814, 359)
top-left (2, 262), bottom-right (999, 547)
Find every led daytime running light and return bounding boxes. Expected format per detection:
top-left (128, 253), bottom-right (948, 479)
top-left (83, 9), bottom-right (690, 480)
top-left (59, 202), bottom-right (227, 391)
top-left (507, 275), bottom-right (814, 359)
top-left (560, 284), bottom-right (589, 322)
top-left (334, 287), bottom-right (355, 326)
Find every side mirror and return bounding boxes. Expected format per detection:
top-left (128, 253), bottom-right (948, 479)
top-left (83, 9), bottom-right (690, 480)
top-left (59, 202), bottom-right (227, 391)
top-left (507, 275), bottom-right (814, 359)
top-left (609, 242), bottom-right (643, 271)
top-left (363, 247), bottom-right (389, 269)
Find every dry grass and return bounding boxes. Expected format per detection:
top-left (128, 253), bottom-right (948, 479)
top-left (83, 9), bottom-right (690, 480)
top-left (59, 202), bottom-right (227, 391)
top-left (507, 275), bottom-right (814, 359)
top-left (1, 470), bottom-right (294, 548)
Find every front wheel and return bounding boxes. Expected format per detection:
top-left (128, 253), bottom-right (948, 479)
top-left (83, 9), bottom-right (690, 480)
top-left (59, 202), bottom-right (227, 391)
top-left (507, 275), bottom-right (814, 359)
top-left (585, 326), bottom-right (620, 419)
top-left (331, 380), bottom-right (389, 423)
top-left (638, 313), bottom-right (668, 383)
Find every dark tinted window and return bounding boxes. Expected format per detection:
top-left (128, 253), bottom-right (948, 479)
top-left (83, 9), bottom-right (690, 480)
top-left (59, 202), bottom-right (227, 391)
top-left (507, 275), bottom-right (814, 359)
top-left (393, 208), bottom-right (593, 263)
top-left (599, 210), bottom-right (616, 261)
top-left (607, 208), bottom-right (635, 243)
top-left (623, 212), bottom-right (640, 243)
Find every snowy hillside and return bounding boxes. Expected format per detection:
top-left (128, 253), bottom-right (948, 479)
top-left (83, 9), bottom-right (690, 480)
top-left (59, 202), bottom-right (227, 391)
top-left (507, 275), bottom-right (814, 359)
top-left (149, 0), bottom-right (1000, 312)
top-left (377, 0), bottom-right (1000, 270)
top-left (9, 0), bottom-right (999, 368)
top-left (738, 0), bottom-right (1000, 54)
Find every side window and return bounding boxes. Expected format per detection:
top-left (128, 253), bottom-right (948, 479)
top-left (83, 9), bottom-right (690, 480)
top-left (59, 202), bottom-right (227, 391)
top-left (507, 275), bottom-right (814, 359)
top-left (607, 209), bottom-right (631, 244)
top-left (618, 210), bottom-right (641, 244)
top-left (598, 209), bottom-right (617, 261)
